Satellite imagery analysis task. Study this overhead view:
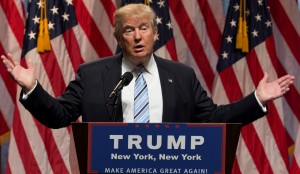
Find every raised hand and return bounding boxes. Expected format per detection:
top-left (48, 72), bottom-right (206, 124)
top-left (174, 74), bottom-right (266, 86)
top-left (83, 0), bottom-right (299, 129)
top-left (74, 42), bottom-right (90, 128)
top-left (256, 72), bottom-right (294, 105)
top-left (1, 53), bottom-right (36, 93)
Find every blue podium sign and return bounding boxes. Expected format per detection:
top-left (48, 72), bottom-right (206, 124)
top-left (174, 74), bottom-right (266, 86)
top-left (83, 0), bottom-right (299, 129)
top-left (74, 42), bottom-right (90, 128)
top-left (87, 123), bottom-right (226, 174)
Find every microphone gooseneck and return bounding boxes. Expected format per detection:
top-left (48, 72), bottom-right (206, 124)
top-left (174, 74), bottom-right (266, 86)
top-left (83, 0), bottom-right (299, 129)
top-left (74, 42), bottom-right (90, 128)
top-left (108, 72), bottom-right (133, 99)
top-left (106, 72), bottom-right (133, 122)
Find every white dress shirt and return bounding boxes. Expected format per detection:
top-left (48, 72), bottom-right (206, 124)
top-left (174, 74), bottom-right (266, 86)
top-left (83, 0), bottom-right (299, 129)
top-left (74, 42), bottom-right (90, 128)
top-left (121, 54), bottom-right (163, 123)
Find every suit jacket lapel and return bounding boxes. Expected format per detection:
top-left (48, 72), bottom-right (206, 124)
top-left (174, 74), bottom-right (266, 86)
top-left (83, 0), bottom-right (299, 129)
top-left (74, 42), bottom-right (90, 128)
top-left (155, 56), bottom-right (176, 122)
top-left (103, 53), bottom-right (123, 122)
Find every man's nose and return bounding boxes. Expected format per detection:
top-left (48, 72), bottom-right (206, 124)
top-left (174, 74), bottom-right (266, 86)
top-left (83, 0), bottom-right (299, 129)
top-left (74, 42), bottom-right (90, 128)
top-left (134, 29), bottom-right (142, 41)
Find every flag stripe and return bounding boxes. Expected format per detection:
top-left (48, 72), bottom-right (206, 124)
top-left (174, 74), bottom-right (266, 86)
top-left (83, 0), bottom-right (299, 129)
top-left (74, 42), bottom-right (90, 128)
top-left (206, 0), bottom-right (225, 31)
top-left (266, 35), bottom-right (300, 124)
top-left (0, 0), bottom-right (24, 46)
top-left (18, 53), bottom-right (70, 174)
top-left (260, 37), bottom-right (294, 152)
top-left (269, 0), bottom-right (300, 65)
top-left (72, 25), bottom-right (99, 62)
top-left (100, 0), bottom-right (116, 25)
top-left (50, 36), bottom-right (77, 86)
top-left (267, 102), bottom-right (290, 168)
top-left (168, 7), bottom-right (210, 94)
top-left (234, 138), bottom-right (258, 174)
top-left (242, 125), bottom-right (274, 173)
top-left (0, 76), bottom-right (14, 132)
top-left (291, 156), bottom-right (300, 173)
top-left (272, 23), bottom-right (300, 94)
top-left (0, 111), bottom-right (9, 135)
top-left (291, 128), bottom-right (300, 172)
top-left (165, 39), bottom-right (178, 61)
top-left (74, 0), bottom-right (113, 58)
top-left (169, 1), bottom-right (215, 92)
top-left (82, 0), bottom-right (117, 53)
top-left (11, 106), bottom-right (41, 174)
top-left (183, 1), bottom-right (219, 72)
top-left (63, 29), bottom-right (84, 72)
top-left (218, 67), bottom-right (241, 101)
top-left (0, 44), bottom-right (16, 101)
top-left (39, 52), bottom-right (67, 96)
top-left (17, 100), bottom-right (56, 174)
top-left (265, 37), bottom-right (300, 143)
top-left (7, 133), bottom-right (25, 174)
top-left (247, 44), bottom-right (289, 171)
top-left (197, 0), bottom-right (222, 53)
top-left (219, 66), bottom-right (273, 173)
top-left (33, 119), bottom-right (69, 174)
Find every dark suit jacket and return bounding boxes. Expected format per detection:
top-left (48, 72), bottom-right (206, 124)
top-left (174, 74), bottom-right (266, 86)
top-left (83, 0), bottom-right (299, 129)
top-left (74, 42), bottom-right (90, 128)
top-left (20, 53), bottom-right (267, 128)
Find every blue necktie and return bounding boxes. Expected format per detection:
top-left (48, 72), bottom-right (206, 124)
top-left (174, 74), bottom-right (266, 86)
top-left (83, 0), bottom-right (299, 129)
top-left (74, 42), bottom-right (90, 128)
top-left (134, 65), bottom-right (150, 123)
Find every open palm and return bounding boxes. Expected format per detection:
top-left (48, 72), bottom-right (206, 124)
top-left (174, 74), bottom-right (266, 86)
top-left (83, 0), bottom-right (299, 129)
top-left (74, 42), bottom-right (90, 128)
top-left (256, 72), bottom-right (294, 105)
top-left (1, 53), bottom-right (36, 92)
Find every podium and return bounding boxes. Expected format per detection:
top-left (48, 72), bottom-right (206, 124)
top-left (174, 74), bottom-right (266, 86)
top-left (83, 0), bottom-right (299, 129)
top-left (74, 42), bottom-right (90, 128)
top-left (70, 123), bottom-right (241, 174)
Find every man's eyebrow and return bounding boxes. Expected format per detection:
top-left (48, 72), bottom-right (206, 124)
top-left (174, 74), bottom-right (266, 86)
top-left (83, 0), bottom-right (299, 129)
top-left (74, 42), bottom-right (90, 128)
top-left (123, 22), bottom-right (149, 28)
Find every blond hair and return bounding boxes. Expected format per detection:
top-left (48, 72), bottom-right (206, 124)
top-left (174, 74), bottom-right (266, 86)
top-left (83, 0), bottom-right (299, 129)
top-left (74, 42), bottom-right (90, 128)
top-left (113, 3), bottom-right (157, 40)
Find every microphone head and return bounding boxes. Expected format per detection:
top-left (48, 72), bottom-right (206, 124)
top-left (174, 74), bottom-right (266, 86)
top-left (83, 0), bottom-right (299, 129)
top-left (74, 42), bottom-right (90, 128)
top-left (121, 72), bottom-right (133, 86)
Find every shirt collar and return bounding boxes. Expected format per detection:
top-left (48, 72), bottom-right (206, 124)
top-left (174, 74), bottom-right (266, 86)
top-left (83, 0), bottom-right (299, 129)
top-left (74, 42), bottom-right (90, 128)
top-left (122, 54), bottom-right (156, 75)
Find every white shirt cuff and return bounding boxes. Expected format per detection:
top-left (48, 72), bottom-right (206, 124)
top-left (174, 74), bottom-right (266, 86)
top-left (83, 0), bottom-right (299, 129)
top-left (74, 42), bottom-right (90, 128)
top-left (22, 80), bottom-right (38, 100)
top-left (254, 91), bottom-right (267, 112)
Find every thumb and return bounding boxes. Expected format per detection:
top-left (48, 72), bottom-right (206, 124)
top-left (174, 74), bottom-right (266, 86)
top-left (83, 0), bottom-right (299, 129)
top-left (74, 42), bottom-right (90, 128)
top-left (260, 72), bottom-right (269, 84)
top-left (26, 58), bottom-right (33, 69)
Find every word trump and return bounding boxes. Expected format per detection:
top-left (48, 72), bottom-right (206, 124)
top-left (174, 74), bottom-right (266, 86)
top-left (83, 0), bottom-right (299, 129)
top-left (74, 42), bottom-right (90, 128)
top-left (109, 135), bottom-right (205, 150)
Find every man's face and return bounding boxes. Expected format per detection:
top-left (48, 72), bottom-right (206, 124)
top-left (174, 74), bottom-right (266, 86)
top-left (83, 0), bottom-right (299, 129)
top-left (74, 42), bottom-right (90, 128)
top-left (118, 16), bottom-right (157, 65)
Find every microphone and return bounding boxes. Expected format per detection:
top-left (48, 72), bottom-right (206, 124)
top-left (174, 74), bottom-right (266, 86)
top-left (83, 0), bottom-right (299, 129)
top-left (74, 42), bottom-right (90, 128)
top-left (107, 72), bottom-right (133, 122)
top-left (109, 72), bottom-right (133, 99)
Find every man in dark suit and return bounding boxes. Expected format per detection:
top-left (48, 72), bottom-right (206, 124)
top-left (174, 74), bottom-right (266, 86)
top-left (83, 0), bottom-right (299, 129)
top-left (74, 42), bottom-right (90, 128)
top-left (1, 4), bottom-right (294, 129)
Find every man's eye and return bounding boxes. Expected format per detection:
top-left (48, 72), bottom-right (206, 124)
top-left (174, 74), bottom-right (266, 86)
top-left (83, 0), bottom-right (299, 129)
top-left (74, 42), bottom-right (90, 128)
top-left (140, 26), bottom-right (149, 33)
top-left (124, 29), bottom-right (134, 35)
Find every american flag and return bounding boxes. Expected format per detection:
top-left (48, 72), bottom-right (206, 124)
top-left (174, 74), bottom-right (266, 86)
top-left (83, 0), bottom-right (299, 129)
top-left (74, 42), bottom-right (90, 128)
top-left (216, 0), bottom-right (299, 173)
top-left (0, 0), bottom-right (299, 173)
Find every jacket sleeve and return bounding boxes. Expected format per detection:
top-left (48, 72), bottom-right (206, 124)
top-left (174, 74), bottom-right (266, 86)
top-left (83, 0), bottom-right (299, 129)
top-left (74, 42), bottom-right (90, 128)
top-left (19, 68), bottom-right (84, 129)
top-left (192, 70), bottom-right (267, 126)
